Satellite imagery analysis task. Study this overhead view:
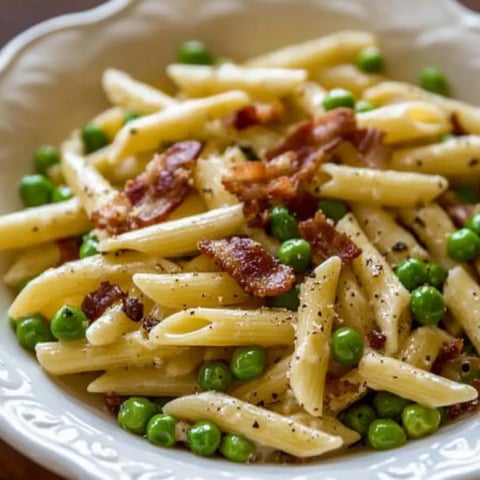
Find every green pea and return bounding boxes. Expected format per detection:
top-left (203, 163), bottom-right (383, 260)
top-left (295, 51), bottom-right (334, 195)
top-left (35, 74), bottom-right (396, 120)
top-left (372, 392), bottom-right (410, 419)
top-left (198, 361), bottom-right (232, 392)
top-left (220, 434), bottom-right (256, 462)
top-left (118, 397), bottom-right (157, 435)
top-left (81, 123), bottom-right (109, 154)
top-left (439, 133), bottom-right (454, 143)
top-left (420, 67), bottom-right (450, 97)
top-left (52, 185), bottom-right (73, 203)
top-left (34, 145), bottom-right (60, 175)
top-left (269, 205), bottom-right (299, 241)
top-left (355, 99), bottom-right (375, 113)
top-left (447, 228), bottom-right (480, 261)
top-left (268, 285), bottom-right (300, 311)
top-left (331, 327), bottom-right (364, 366)
top-left (123, 112), bottom-right (141, 125)
top-left (19, 174), bottom-right (54, 207)
top-left (401, 404), bottom-right (441, 439)
top-left (50, 305), bottom-right (88, 341)
top-left (146, 413), bottom-right (177, 447)
top-left (454, 186), bottom-right (478, 204)
top-left (177, 40), bottom-right (213, 65)
top-left (426, 262), bottom-right (448, 290)
top-left (16, 314), bottom-right (53, 350)
top-left (410, 286), bottom-right (445, 326)
top-left (322, 88), bottom-right (355, 111)
top-left (187, 420), bottom-right (221, 456)
top-left (356, 46), bottom-right (384, 73)
top-left (276, 238), bottom-right (312, 273)
top-left (395, 258), bottom-right (428, 291)
top-left (341, 404), bottom-right (376, 436)
top-left (466, 213), bottom-right (480, 237)
top-left (368, 419), bottom-right (407, 450)
top-left (230, 346), bottom-right (266, 381)
top-left (79, 232), bottom-right (98, 259)
top-left (318, 198), bottom-right (348, 223)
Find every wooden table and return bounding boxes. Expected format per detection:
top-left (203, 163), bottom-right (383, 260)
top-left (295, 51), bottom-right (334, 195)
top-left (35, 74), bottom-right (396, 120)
top-left (0, 0), bottom-right (479, 479)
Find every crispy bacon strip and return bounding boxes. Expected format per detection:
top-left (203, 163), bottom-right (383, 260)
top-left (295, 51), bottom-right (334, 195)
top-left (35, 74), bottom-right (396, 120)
top-left (231, 102), bottom-right (285, 130)
top-left (350, 128), bottom-right (390, 169)
top-left (198, 236), bottom-right (295, 297)
top-left (439, 190), bottom-right (476, 227)
top-left (92, 141), bottom-right (202, 234)
top-left (81, 281), bottom-right (126, 322)
top-left (367, 329), bottom-right (387, 350)
top-left (299, 211), bottom-right (362, 264)
top-left (56, 238), bottom-right (80, 264)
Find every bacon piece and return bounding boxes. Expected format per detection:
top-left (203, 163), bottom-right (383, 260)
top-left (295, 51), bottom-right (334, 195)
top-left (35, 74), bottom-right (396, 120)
top-left (299, 211), bottom-right (362, 264)
top-left (231, 102), bottom-right (285, 130)
top-left (447, 378), bottom-right (480, 420)
top-left (122, 298), bottom-right (144, 322)
top-left (451, 112), bottom-right (468, 136)
top-left (432, 338), bottom-right (464, 375)
top-left (142, 315), bottom-right (160, 333)
top-left (438, 190), bottom-right (475, 227)
top-left (367, 329), bottom-right (387, 350)
top-left (56, 238), bottom-right (80, 264)
top-left (198, 236), bottom-right (295, 297)
top-left (92, 141), bottom-right (203, 234)
top-left (104, 392), bottom-right (126, 416)
top-left (81, 281), bottom-right (126, 322)
top-left (350, 128), bottom-right (390, 168)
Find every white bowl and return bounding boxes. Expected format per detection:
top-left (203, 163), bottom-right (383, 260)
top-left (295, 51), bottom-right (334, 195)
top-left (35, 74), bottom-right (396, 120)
top-left (1, 1), bottom-right (480, 479)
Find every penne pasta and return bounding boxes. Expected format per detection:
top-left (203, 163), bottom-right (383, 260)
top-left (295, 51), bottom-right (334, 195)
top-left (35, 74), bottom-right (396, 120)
top-left (102, 68), bottom-right (178, 113)
top-left (98, 204), bottom-right (245, 255)
top-left (163, 392), bottom-right (343, 457)
top-left (109, 90), bottom-right (250, 162)
top-left (0, 198), bottom-right (90, 251)
top-left (289, 81), bottom-right (326, 117)
top-left (319, 163), bottom-right (448, 207)
top-left (92, 106), bottom-right (126, 140)
top-left (359, 351), bottom-right (478, 408)
top-left (149, 307), bottom-right (296, 347)
top-left (337, 214), bottom-right (410, 355)
top-left (167, 64), bottom-right (307, 99)
top-left (290, 256), bottom-right (341, 417)
top-left (324, 369), bottom-right (368, 416)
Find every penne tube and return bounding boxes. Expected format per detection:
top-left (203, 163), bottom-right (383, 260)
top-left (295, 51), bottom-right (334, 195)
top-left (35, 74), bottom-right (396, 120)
top-left (290, 81), bottom-right (326, 117)
top-left (133, 272), bottom-right (250, 308)
top-left (337, 214), bottom-right (410, 355)
top-left (356, 101), bottom-right (450, 143)
top-left (62, 151), bottom-right (117, 216)
top-left (324, 370), bottom-right (368, 416)
top-left (98, 204), bottom-right (244, 255)
top-left (149, 308), bottom-right (296, 347)
top-left (359, 351), bottom-right (478, 408)
top-left (390, 135), bottom-right (480, 176)
top-left (163, 348), bottom-right (205, 378)
top-left (109, 90), bottom-right (250, 162)
top-left (35, 331), bottom-right (182, 375)
top-left (315, 64), bottom-right (383, 97)
top-left (351, 203), bottom-right (428, 266)
top-left (87, 367), bottom-right (198, 396)
top-left (399, 326), bottom-right (453, 370)
top-left (319, 163), bottom-right (448, 207)
top-left (229, 355), bottom-right (291, 405)
top-left (85, 302), bottom-right (138, 346)
top-left (0, 198), bottom-right (90, 251)
top-left (102, 68), bottom-right (178, 113)
top-left (444, 266), bottom-right (480, 354)
top-left (363, 81), bottom-right (480, 135)
top-left (8, 252), bottom-right (174, 319)
top-left (167, 64), bottom-right (307, 99)
top-left (245, 30), bottom-right (376, 70)
top-left (92, 106), bottom-right (126, 140)
top-left (290, 257), bottom-right (341, 417)
top-left (396, 202), bottom-right (459, 269)
top-left (163, 392), bottom-right (343, 457)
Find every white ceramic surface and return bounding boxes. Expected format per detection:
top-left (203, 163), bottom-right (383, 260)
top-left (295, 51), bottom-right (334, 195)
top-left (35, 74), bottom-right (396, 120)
top-left (1, 1), bottom-right (480, 479)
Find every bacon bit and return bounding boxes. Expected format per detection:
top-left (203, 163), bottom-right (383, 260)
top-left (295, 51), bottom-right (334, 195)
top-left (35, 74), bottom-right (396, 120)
top-left (104, 392), bottom-right (126, 416)
top-left (438, 190), bottom-right (475, 227)
top-left (451, 112), bottom-right (468, 136)
top-left (350, 128), bottom-right (390, 169)
top-left (231, 102), bottom-right (285, 130)
top-left (92, 141), bottom-right (203, 234)
top-left (446, 378), bottom-right (480, 420)
top-left (432, 338), bottom-right (464, 375)
top-left (367, 329), bottom-right (387, 350)
top-left (299, 211), bottom-right (362, 264)
top-left (142, 315), bottom-right (160, 333)
top-left (56, 238), bottom-right (80, 264)
top-left (122, 298), bottom-right (144, 322)
top-left (198, 236), bottom-right (295, 297)
top-left (81, 281), bottom-right (126, 322)
top-left (285, 191), bottom-right (319, 221)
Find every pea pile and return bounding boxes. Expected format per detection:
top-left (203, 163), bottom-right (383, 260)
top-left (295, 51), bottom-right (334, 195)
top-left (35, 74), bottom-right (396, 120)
top-left (341, 392), bottom-right (442, 450)
top-left (447, 212), bottom-right (480, 262)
